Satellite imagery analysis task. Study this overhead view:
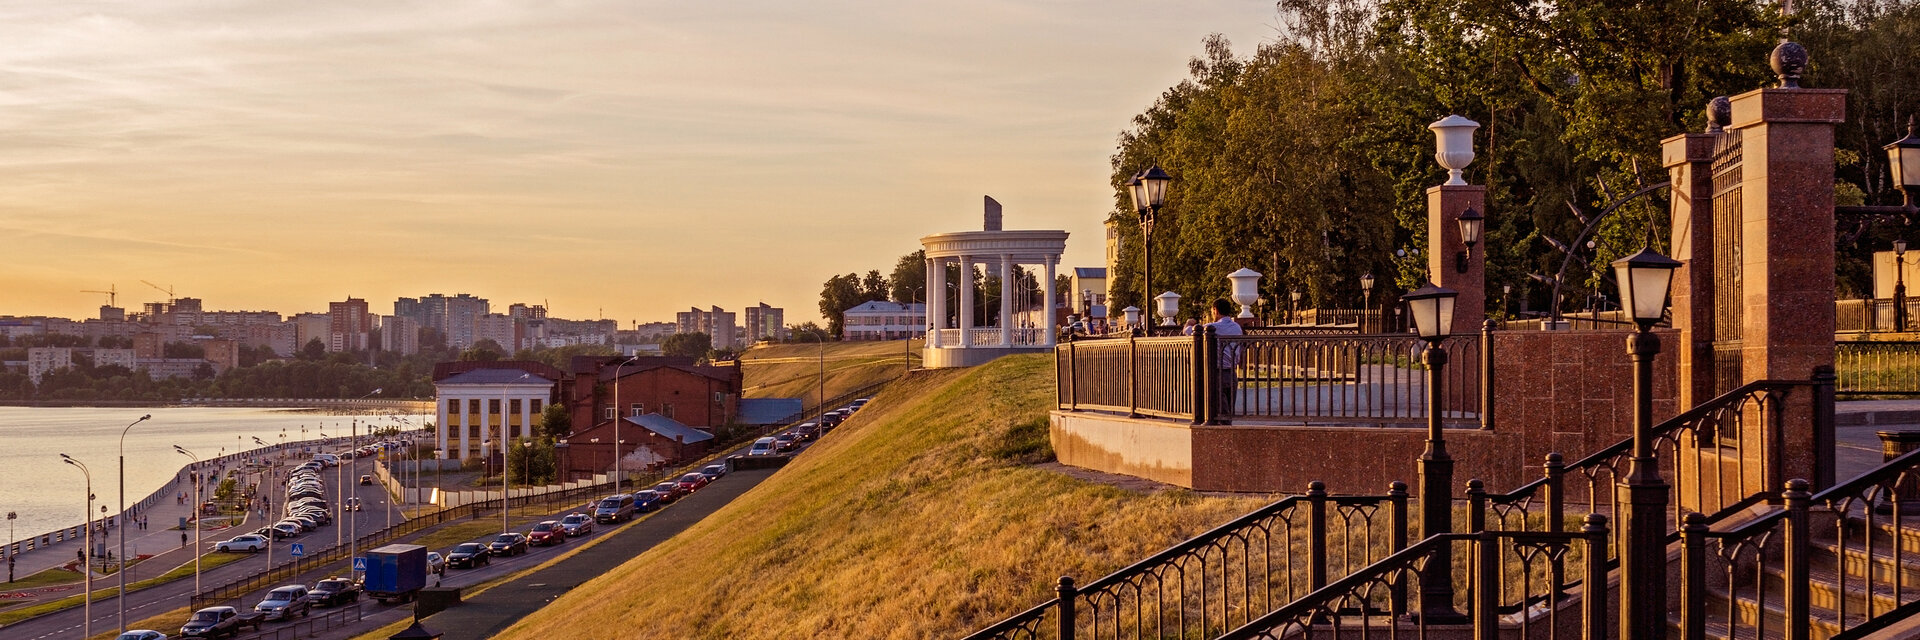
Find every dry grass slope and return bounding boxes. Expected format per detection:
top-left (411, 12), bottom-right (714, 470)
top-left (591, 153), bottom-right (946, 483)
top-left (738, 339), bottom-right (919, 402)
top-left (494, 354), bottom-right (1267, 640)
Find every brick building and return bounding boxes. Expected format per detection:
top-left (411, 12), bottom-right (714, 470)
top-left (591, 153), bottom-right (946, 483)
top-left (556, 413), bottom-right (714, 482)
top-left (560, 356), bottom-right (743, 432)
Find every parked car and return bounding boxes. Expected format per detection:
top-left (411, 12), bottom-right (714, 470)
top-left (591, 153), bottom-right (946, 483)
top-left (308, 577), bottom-right (361, 607)
top-left (179, 606), bottom-right (262, 638)
top-left (632, 490), bottom-right (663, 513)
top-left (699, 463), bottom-right (728, 480)
top-left (446, 543), bottom-right (490, 569)
top-left (748, 437), bottom-right (777, 456)
top-left (267, 523), bottom-right (302, 539)
top-left (252, 585), bottom-right (311, 621)
top-left (675, 473), bottom-right (710, 491)
top-left (593, 494), bottom-right (635, 524)
top-left (426, 551), bottom-right (446, 576)
top-left (649, 481), bottom-right (686, 504)
top-left (115, 630), bottom-right (168, 640)
top-left (527, 521), bottom-right (565, 547)
top-left (213, 534), bottom-right (268, 553)
top-left (487, 533), bottom-right (529, 557)
top-left (558, 513), bottom-right (594, 537)
top-left (312, 453), bottom-right (340, 467)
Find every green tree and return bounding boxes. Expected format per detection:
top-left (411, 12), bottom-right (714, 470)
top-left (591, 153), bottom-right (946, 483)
top-left (300, 338), bottom-right (326, 360)
top-left (787, 322), bottom-right (830, 342)
top-left (662, 332), bottom-right (712, 359)
top-left (460, 339), bottom-right (505, 362)
top-left (538, 402), bottom-right (571, 439)
top-left (818, 273), bottom-right (864, 337)
top-left (889, 250), bottom-right (928, 303)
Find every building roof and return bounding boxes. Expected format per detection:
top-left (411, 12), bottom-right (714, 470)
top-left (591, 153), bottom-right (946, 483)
top-left (843, 300), bottom-right (926, 314)
top-left (436, 369), bottom-right (556, 386)
top-left (1074, 267), bottom-right (1107, 279)
top-left (432, 360), bottom-right (567, 383)
top-left (738, 398), bottom-right (803, 425)
top-left (623, 414), bottom-right (715, 444)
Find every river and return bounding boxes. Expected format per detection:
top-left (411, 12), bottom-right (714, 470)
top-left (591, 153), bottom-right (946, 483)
top-left (0, 406), bottom-right (414, 542)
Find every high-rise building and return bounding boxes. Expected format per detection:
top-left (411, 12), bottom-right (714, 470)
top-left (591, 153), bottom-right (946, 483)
top-left (675, 306), bottom-right (736, 349)
top-left (399, 293), bottom-right (490, 348)
top-left (474, 313), bottom-right (522, 352)
top-left (743, 303), bottom-right (785, 343)
top-left (292, 312), bottom-right (332, 352)
top-left (382, 315), bottom-right (420, 355)
top-left (328, 298), bottom-right (373, 352)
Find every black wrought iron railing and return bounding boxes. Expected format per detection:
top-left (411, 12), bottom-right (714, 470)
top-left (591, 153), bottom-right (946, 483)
top-left (961, 482), bottom-right (1408, 640)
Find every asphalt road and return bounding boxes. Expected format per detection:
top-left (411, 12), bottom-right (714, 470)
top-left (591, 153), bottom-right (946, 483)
top-left (7, 445), bottom-right (404, 639)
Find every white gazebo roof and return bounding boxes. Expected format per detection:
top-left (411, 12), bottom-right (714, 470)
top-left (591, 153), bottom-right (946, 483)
top-left (920, 229), bottom-right (1069, 262)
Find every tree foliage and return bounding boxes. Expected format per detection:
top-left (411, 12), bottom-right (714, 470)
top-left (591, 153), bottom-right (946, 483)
top-left (661, 332), bottom-right (712, 359)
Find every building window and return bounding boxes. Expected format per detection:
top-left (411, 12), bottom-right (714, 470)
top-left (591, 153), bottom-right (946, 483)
top-left (604, 407), bottom-right (615, 420)
top-left (713, 392), bottom-right (724, 404)
top-left (530, 399), bottom-right (542, 415)
top-left (489, 399), bottom-right (501, 414)
top-left (469, 399), bottom-right (481, 415)
top-left (630, 403), bottom-right (644, 416)
top-left (447, 399), bottom-right (460, 416)
top-left (663, 404), bottom-right (675, 419)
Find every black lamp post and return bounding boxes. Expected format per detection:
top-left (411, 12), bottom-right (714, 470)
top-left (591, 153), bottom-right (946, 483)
top-left (1360, 273), bottom-right (1376, 333)
top-left (1611, 244), bottom-right (1681, 640)
top-left (1128, 165), bottom-right (1172, 310)
top-left (1402, 282), bottom-right (1464, 623)
top-left (1896, 240), bottom-right (1910, 332)
top-left (1455, 207), bottom-right (1484, 273)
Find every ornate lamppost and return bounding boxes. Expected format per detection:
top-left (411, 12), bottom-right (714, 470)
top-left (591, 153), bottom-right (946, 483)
top-left (115, 413), bottom-right (150, 634)
top-left (1289, 289), bottom-right (1304, 325)
top-left (1360, 273), bottom-right (1375, 332)
top-left (1896, 240), bottom-right (1910, 332)
top-left (1612, 244), bottom-right (1681, 640)
top-left (1401, 282), bottom-right (1465, 624)
top-left (173, 445), bottom-right (203, 596)
top-left (1127, 165), bottom-right (1172, 309)
top-left (60, 454), bottom-right (94, 639)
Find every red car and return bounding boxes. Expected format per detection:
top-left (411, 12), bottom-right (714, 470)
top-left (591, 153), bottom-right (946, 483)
top-left (675, 473), bottom-right (710, 491)
top-left (650, 481), bottom-right (687, 504)
top-left (526, 521), bottom-right (566, 547)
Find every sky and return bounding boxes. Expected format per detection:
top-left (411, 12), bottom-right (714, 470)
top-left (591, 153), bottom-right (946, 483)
top-left (0, 0), bottom-right (1284, 326)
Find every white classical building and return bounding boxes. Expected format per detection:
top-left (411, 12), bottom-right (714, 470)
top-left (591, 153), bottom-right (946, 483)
top-left (920, 200), bottom-right (1068, 368)
top-left (434, 368), bottom-right (557, 462)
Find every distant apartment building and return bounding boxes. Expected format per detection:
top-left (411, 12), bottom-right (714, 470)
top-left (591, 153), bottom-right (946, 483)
top-left (292, 313), bottom-right (332, 352)
top-left (202, 339), bottom-right (239, 373)
top-left (328, 298), bottom-right (374, 352)
top-left (474, 314), bottom-right (523, 352)
top-left (28, 347), bottom-right (140, 382)
top-left (393, 293), bottom-right (490, 348)
top-left (841, 301), bottom-right (926, 341)
top-left (94, 348), bottom-right (137, 371)
top-left (137, 358), bottom-right (206, 380)
top-left (221, 323), bottom-right (296, 357)
top-left (133, 332), bottom-right (164, 359)
top-left (0, 317), bottom-right (46, 339)
top-left (382, 315), bottom-right (420, 355)
top-left (743, 303), bottom-right (785, 343)
top-left (675, 306), bottom-right (737, 349)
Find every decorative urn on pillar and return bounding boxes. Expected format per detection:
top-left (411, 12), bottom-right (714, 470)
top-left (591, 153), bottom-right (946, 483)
top-left (1227, 268), bottom-right (1262, 318)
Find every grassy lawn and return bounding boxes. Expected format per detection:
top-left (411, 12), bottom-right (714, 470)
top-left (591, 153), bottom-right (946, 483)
top-left (0, 552), bottom-right (246, 627)
top-left (738, 339), bottom-right (916, 402)
top-left (0, 567), bottom-right (87, 590)
top-left (492, 354), bottom-right (1270, 640)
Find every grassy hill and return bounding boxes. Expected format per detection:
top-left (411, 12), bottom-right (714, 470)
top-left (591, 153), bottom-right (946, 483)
top-left (738, 339), bottom-right (920, 404)
top-left (494, 354), bottom-right (1267, 639)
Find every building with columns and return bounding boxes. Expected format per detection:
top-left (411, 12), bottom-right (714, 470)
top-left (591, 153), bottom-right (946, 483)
top-left (920, 202), bottom-right (1068, 368)
top-left (431, 361), bottom-right (565, 463)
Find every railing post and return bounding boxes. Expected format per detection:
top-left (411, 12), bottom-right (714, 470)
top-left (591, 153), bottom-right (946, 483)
top-left (1202, 326), bottom-right (1220, 425)
top-left (1389, 480), bottom-right (1411, 616)
top-left (1067, 338), bottom-right (1078, 412)
top-left (1466, 479), bottom-right (1487, 532)
top-left (1783, 479), bottom-right (1812, 640)
top-left (1127, 333), bottom-right (1140, 418)
top-left (1583, 514), bottom-right (1611, 640)
top-left (1812, 366), bottom-right (1836, 490)
top-left (1473, 531), bottom-right (1499, 640)
top-left (1307, 480), bottom-right (1329, 592)
top-left (1679, 512), bottom-right (1709, 640)
top-left (1056, 576), bottom-right (1077, 640)
top-left (1543, 453), bottom-right (1565, 532)
top-left (1480, 318), bottom-right (1495, 430)
top-left (1191, 326), bottom-right (1207, 425)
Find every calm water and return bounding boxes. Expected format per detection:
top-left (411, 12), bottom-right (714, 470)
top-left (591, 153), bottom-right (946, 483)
top-left (0, 406), bottom-right (392, 540)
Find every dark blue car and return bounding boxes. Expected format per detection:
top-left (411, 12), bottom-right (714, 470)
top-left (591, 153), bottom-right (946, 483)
top-left (632, 490), bottom-right (663, 513)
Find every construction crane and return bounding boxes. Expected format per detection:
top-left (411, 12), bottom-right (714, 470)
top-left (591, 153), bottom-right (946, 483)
top-left (140, 280), bottom-right (175, 302)
top-left (80, 285), bottom-right (117, 307)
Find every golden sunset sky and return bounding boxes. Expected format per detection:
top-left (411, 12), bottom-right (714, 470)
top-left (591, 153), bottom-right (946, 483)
top-left (1, 1), bottom-right (1281, 325)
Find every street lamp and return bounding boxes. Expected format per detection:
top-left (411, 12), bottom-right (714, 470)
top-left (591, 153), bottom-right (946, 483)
top-left (1360, 273), bottom-right (1376, 332)
top-left (611, 356), bottom-right (639, 495)
top-left (1227, 268), bottom-right (1262, 319)
top-left (1885, 117), bottom-right (1920, 208)
top-left (1289, 289), bottom-right (1304, 325)
top-left (1455, 206), bottom-right (1484, 273)
top-left (252, 436), bottom-right (273, 573)
top-left (1896, 240), bottom-right (1911, 332)
top-left (173, 445), bottom-right (202, 596)
top-left (1610, 244), bottom-right (1681, 640)
top-left (59, 453), bottom-right (94, 639)
top-left (1128, 165), bottom-right (1173, 310)
top-left (1400, 282), bottom-right (1464, 624)
top-left (499, 373), bottom-right (530, 535)
top-left (5, 511), bottom-right (13, 583)
top-left (115, 413), bottom-right (150, 633)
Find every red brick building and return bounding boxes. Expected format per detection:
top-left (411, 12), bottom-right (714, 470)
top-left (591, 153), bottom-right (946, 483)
top-left (556, 413), bottom-right (715, 482)
top-left (560, 356), bottom-right (742, 432)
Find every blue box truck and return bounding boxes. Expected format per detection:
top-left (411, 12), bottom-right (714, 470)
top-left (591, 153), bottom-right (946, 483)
top-left (363, 543), bottom-right (428, 604)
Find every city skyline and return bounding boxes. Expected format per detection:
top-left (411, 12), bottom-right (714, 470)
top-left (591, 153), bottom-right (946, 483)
top-left (0, 1), bottom-right (1283, 324)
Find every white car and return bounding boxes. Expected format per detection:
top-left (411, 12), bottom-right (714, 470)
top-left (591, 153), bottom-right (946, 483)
top-left (214, 534), bottom-right (268, 553)
top-left (115, 631), bottom-right (168, 640)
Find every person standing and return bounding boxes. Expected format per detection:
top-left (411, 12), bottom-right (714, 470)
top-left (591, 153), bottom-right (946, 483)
top-left (1184, 298), bottom-right (1245, 421)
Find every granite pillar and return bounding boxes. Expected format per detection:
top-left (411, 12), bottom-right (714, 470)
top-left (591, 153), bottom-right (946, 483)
top-left (1427, 185), bottom-right (1486, 332)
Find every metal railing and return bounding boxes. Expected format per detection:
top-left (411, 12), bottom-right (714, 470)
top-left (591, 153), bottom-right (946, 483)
top-left (1056, 330), bottom-right (1482, 426)
top-left (1215, 525), bottom-right (1611, 640)
top-left (962, 482), bottom-right (1409, 640)
top-left (230, 603), bottom-right (364, 640)
top-left (1836, 340), bottom-right (1920, 396)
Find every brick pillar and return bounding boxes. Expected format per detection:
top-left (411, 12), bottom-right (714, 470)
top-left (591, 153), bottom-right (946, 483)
top-left (1729, 84), bottom-right (1845, 485)
top-left (1427, 185), bottom-right (1486, 332)
top-left (1664, 132), bottom-right (1718, 410)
